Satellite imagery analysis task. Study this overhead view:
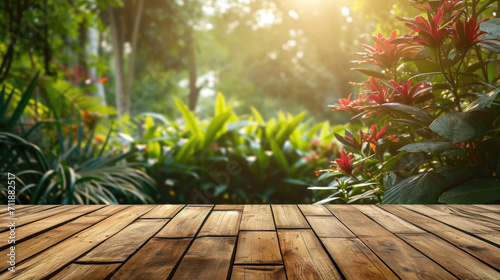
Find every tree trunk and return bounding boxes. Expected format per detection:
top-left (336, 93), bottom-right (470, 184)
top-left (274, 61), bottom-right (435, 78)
top-left (125, 0), bottom-right (144, 112)
top-left (186, 26), bottom-right (200, 111)
top-left (109, 7), bottom-right (127, 117)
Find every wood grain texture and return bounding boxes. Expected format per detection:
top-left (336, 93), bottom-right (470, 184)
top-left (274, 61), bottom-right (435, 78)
top-left (0, 205), bottom-right (81, 231)
top-left (306, 216), bottom-right (356, 238)
top-left (0, 205), bottom-right (104, 243)
top-left (405, 204), bottom-right (500, 233)
top-left (278, 229), bottom-right (341, 280)
top-left (398, 233), bottom-right (500, 280)
top-left (49, 263), bottom-right (120, 280)
top-left (78, 218), bottom-right (168, 262)
top-left (1, 205), bottom-right (498, 280)
top-left (272, 205), bottom-right (310, 229)
top-left (141, 204), bottom-right (184, 218)
top-left (0, 215), bottom-right (107, 271)
top-left (298, 205), bottom-right (332, 216)
top-left (353, 205), bottom-right (426, 234)
top-left (8, 205), bottom-right (154, 280)
top-left (240, 205), bottom-right (275, 231)
top-left (155, 206), bottom-right (212, 238)
top-left (381, 205), bottom-right (500, 270)
top-left (328, 205), bottom-right (455, 279)
top-left (198, 211), bottom-right (241, 236)
top-left (234, 231), bottom-right (282, 264)
top-left (231, 265), bottom-right (286, 280)
top-left (321, 237), bottom-right (398, 280)
top-left (172, 237), bottom-right (236, 280)
top-left (111, 238), bottom-right (191, 280)
top-left (214, 205), bottom-right (244, 211)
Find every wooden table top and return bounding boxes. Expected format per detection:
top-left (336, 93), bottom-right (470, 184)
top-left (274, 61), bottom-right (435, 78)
top-left (1, 204), bottom-right (500, 279)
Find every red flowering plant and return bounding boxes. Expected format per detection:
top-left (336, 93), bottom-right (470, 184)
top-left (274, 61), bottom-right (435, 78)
top-left (314, 0), bottom-right (500, 204)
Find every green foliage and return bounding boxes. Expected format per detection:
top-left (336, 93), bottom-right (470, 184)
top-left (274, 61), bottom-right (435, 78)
top-left (318, 1), bottom-right (500, 204)
top-left (0, 75), bottom-right (155, 204)
top-left (123, 93), bottom-right (339, 203)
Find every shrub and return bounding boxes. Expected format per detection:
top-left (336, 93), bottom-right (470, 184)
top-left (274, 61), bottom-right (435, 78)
top-left (316, 0), bottom-right (500, 204)
top-left (123, 93), bottom-right (341, 203)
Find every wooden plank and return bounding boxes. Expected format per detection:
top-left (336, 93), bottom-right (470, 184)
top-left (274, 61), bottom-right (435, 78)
top-left (278, 229), bottom-right (341, 280)
top-left (0, 215), bottom-right (107, 272)
top-left (474, 204), bottom-right (500, 212)
top-left (240, 205), bottom-right (275, 231)
top-left (398, 233), bottom-right (500, 280)
top-left (353, 205), bottom-right (426, 234)
top-left (172, 237), bottom-right (236, 280)
top-left (405, 205), bottom-right (500, 233)
top-left (231, 265), bottom-right (286, 280)
top-left (111, 238), bottom-right (191, 280)
top-left (0, 205), bottom-right (81, 231)
top-left (8, 205), bottom-right (154, 280)
top-left (0, 205), bottom-right (58, 217)
top-left (381, 205), bottom-right (500, 269)
top-left (214, 205), bottom-right (244, 211)
top-left (0, 206), bottom-right (128, 271)
top-left (475, 232), bottom-right (500, 246)
top-left (306, 216), bottom-right (356, 238)
top-left (298, 205), bottom-right (332, 216)
top-left (78, 218), bottom-right (168, 262)
top-left (327, 205), bottom-right (456, 279)
top-left (49, 263), bottom-right (119, 280)
top-left (451, 205), bottom-right (500, 221)
top-left (141, 204), bottom-right (184, 218)
top-left (321, 237), bottom-right (398, 280)
top-left (0, 205), bottom-right (104, 244)
top-left (272, 205), bottom-right (309, 229)
top-left (324, 205), bottom-right (392, 237)
top-left (234, 231), bottom-right (282, 264)
top-left (426, 204), bottom-right (500, 227)
top-left (198, 211), bottom-right (241, 236)
top-left (155, 206), bottom-right (212, 238)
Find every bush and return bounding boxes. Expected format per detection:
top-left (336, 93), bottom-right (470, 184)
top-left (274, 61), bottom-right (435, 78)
top-left (123, 93), bottom-right (341, 203)
top-left (316, 0), bottom-right (500, 204)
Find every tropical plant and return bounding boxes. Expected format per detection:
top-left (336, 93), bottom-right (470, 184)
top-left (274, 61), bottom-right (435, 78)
top-left (316, 0), bottom-right (500, 204)
top-left (1, 75), bottom-right (155, 204)
top-left (121, 93), bottom-right (341, 203)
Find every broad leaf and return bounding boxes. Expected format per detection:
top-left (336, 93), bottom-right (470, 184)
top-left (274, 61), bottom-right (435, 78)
top-left (465, 88), bottom-right (500, 112)
top-left (271, 140), bottom-right (290, 174)
top-left (203, 111), bottom-right (231, 148)
top-left (352, 68), bottom-right (389, 80)
top-left (382, 172), bottom-right (447, 204)
top-left (438, 179), bottom-right (500, 204)
top-left (429, 111), bottom-right (495, 143)
top-left (174, 98), bottom-right (203, 137)
top-left (398, 142), bottom-right (457, 153)
top-left (381, 103), bottom-right (434, 123)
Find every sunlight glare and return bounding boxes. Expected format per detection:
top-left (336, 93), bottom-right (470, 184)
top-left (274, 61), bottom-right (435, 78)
top-left (288, 10), bottom-right (299, 20)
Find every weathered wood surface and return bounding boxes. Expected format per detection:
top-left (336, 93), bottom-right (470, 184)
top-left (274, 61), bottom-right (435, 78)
top-left (2, 204), bottom-right (499, 279)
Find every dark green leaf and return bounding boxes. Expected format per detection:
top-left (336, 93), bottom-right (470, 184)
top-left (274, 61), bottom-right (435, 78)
top-left (438, 179), bottom-right (500, 204)
top-left (429, 111), bottom-right (496, 143)
top-left (398, 142), bottom-right (457, 153)
top-left (382, 172), bottom-right (448, 204)
top-left (465, 88), bottom-right (500, 112)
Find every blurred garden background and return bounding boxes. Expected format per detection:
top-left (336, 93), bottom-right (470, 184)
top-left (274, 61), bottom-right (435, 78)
top-left (1, 0), bottom-right (500, 205)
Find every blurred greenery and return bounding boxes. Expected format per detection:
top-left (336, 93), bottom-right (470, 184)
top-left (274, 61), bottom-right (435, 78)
top-left (0, 0), bottom-right (412, 203)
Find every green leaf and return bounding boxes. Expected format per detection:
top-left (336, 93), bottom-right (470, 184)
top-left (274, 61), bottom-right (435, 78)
top-left (271, 140), bottom-right (290, 174)
top-left (275, 112), bottom-right (306, 147)
top-left (429, 111), bottom-right (496, 144)
top-left (4, 73), bottom-right (39, 132)
top-left (174, 98), bottom-right (203, 137)
top-left (438, 179), bottom-right (500, 204)
top-left (215, 92), bottom-right (226, 116)
top-left (352, 68), bottom-right (389, 80)
top-left (251, 107), bottom-right (264, 124)
top-left (465, 88), bottom-right (500, 112)
top-left (398, 142), bottom-right (458, 153)
top-left (174, 136), bottom-right (199, 163)
top-left (381, 103), bottom-right (434, 124)
top-left (382, 172), bottom-right (448, 204)
top-left (203, 111), bottom-right (231, 148)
